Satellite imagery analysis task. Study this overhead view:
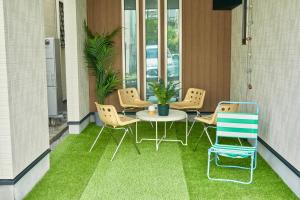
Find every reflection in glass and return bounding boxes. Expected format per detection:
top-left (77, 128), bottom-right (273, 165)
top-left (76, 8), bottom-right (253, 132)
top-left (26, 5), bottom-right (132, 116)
top-left (145, 0), bottom-right (159, 99)
top-left (124, 0), bottom-right (138, 88)
top-left (166, 0), bottom-right (180, 99)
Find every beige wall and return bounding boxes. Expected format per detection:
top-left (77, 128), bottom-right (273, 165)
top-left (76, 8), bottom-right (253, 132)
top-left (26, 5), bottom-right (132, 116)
top-left (43, 0), bottom-right (58, 38)
top-left (231, 0), bottom-right (300, 170)
top-left (0, 0), bottom-right (49, 178)
top-left (43, 0), bottom-right (67, 101)
top-left (65, 0), bottom-right (89, 124)
top-left (0, 0), bottom-right (13, 179)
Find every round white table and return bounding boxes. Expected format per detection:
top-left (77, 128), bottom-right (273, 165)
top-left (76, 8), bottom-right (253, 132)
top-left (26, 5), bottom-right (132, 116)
top-left (136, 109), bottom-right (188, 150)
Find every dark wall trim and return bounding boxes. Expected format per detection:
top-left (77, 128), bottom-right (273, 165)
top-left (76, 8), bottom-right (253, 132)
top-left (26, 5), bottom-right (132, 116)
top-left (242, 0), bottom-right (248, 45)
top-left (258, 137), bottom-right (300, 178)
top-left (50, 126), bottom-right (68, 144)
top-left (67, 112), bottom-right (92, 125)
top-left (0, 149), bottom-right (51, 185)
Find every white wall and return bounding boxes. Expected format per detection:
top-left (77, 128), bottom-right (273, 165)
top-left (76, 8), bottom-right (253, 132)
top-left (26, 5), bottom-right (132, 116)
top-left (231, 0), bottom-right (300, 172)
top-left (64, 0), bottom-right (89, 131)
top-left (0, 0), bottom-right (13, 179)
top-left (0, 0), bottom-right (49, 179)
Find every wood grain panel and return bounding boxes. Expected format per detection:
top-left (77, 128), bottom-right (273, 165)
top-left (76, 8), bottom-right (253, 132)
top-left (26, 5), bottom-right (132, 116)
top-left (87, 0), bottom-right (122, 112)
top-left (139, 0), bottom-right (145, 99)
top-left (182, 0), bottom-right (231, 111)
top-left (87, 0), bottom-right (231, 112)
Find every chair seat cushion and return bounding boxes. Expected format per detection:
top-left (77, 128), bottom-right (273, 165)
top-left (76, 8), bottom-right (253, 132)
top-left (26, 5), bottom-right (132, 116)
top-left (170, 101), bottom-right (200, 109)
top-left (210, 144), bottom-right (256, 158)
top-left (123, 100), bottom-right (152, 108)
top-left (195, 115), bottom-right (214, 125)
top-left (118, 115), bottom-right (140, 126)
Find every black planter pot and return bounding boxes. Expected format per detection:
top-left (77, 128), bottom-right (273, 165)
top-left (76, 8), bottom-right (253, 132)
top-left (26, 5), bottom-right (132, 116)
top-left (158, 104), bottom-right (170, 116)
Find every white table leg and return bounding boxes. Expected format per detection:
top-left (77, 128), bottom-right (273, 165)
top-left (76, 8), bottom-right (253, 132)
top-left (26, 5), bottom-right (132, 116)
top-left (156, 121), bottom-right (158, 151)
top-left (185, 115), bottom-right (188, 145)
top-left (136, 121), bottom-right (138, 143)
top-left (164, 122), bottom-right (167, 138)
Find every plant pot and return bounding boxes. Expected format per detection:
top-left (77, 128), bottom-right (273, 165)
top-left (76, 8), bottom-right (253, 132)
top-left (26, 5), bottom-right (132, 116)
top-left (158, 104), bottom-right (169, 116)
top-left (94, 112), bottom-right (104, 126)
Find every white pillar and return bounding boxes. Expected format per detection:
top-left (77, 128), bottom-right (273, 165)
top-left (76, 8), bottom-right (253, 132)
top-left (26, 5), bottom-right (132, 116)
top-left (64, 0), bottom-right (90, 134)
top-left (0, 0), bottom-right (50, 199)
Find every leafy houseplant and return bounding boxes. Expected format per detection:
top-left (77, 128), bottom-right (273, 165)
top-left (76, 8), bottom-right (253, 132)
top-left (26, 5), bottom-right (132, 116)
top-left (84, 22), bottom-right (121, 104)
top-left (149, 80), bottom-right (177, 116)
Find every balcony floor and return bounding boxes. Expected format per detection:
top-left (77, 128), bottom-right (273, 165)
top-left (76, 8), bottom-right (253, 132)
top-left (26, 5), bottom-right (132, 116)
top-left (25, 122), bottom-right (297, 200)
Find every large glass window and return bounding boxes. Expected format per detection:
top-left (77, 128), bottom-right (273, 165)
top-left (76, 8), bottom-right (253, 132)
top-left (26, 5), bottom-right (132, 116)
top-left (123, 0), bottom-right (139, 89)
top-left (166, 0), bottom-right (181, 99)
top-left (145, 0), bottom-right (159, 99)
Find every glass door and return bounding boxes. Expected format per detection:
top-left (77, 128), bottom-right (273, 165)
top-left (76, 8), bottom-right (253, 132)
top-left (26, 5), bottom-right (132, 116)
top-left (122, 0), bottom-right (139, 89)
top-left (144, 0), bottom-right (160, 100)
top-left (165, 0), bottom-right (181, 100)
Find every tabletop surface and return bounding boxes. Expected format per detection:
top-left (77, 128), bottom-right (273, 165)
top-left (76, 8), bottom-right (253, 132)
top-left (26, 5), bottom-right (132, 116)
top-left (136, 109), bottom-right (187, 122)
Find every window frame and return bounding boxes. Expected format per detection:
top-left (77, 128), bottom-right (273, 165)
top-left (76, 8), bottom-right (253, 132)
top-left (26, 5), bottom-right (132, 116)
top-left (143, 0), bottom-right (161, 100)
top-left (121, 0), bottom-right (140, 92)
top-left (164, 0), bottom-right (182, 100)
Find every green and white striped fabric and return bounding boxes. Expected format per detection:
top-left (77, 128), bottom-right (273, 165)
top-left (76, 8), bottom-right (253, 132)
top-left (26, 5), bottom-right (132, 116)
top-left (211, 144), bottom-right (256, 158)
top-left (216, 112), bottom-right (258, 139)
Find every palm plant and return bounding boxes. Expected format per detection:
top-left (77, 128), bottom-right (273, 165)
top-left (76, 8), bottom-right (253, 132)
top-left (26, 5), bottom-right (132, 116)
top-left (149, 79), bottom-right (178, 105)
top-left (84, 22), bottom-right (121, 104)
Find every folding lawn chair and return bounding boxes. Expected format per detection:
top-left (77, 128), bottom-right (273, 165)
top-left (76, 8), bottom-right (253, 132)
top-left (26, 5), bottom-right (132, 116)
top-left (207, 101), bottom-right (259, 184)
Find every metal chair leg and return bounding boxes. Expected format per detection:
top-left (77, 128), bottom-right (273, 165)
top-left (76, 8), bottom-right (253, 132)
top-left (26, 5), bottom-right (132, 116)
top-left (128, 126), bottom-right (141, 154)
top-left (89, 126), bottom-right (105, 152)
top-left (111, 129), bottom-right (128, 161)
top-left (169, 121), bottom-right (174, 129)
top-left (193, 128), bottom-right (205, 151)
top-left (187, 119), bottom-right (196, 136)
top-left (187, 110), bottom-right (201, 136)
top-left (149, 122), bottom-right (154, 128)
top-left (238, 138), bottom-right (243, 146)
top-left (109, 129), bottom-right (119, 145)
top-left (204, 127), bottom-right (213, 146)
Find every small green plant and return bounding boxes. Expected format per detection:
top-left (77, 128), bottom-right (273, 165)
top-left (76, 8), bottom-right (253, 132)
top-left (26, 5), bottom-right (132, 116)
top-left (84, 22), bottom-right (121, 104)
top-left (149, 79), bottom-right (178, 105)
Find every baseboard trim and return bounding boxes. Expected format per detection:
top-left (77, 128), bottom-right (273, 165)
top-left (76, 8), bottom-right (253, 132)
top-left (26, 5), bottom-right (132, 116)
top-left (50, 126), bottom-right (68, 144)
top-left (0, 149), bottom-right (51, 185)
top-left (67, 112), bottom-right (92, 134)
top-left (67, 112), bottom-right (92, 125)
top-left (258, 137), bottom-right (300, 178)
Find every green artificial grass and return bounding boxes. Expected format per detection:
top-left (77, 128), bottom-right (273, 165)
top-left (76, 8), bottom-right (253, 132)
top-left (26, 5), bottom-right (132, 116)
top-left (175, 122), bottom-right (298, 200)
top-left (80, 123), bottom-right (189, 200)
top-left (25, 122), bottom-right (298, 200)
top-left (25, 124), bottom-right (110, 200)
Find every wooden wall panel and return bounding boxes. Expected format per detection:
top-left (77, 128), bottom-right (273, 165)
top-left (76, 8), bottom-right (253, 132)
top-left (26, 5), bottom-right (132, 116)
top-left (182, 0), bottom-right (231, 111)
top-left (139, 0), bottom-right (144, 100)
top-left (87, 0), bottom-right (231, 112)
top-left (87, 0), bottom-right (122, 112)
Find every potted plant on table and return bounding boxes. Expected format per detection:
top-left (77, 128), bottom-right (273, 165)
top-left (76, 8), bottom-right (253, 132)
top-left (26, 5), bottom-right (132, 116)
top-left (84, 22), bottom-right (121, 125)
top-left (149, 80), bottom-right (178, 116)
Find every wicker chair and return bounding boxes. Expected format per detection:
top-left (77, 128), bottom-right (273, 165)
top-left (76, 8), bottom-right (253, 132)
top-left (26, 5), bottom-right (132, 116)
top-left (118, 88), bottom-right (152, 115)
top-left (89, 103), bottom-right (141, 161)
top-left (194, 103), bottom-right (239, 149)
top-left (170, 88), bottom-right (206, 134)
